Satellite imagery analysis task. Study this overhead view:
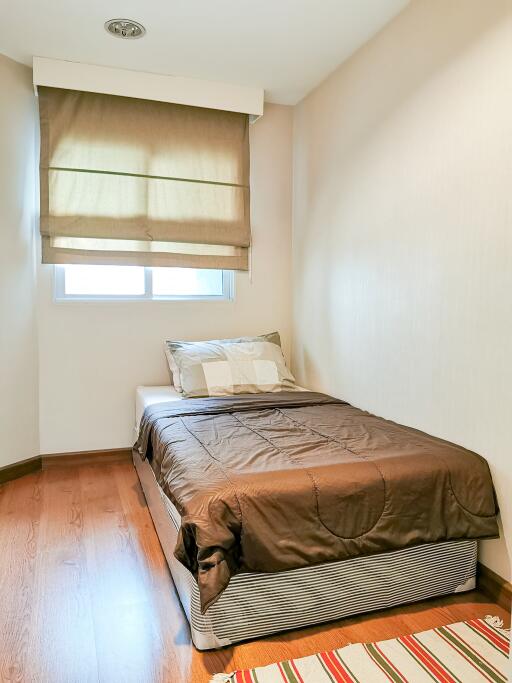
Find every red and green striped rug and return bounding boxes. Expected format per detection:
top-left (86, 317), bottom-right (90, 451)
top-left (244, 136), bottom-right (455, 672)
top-left (210, 616), bottom-right (510, 683)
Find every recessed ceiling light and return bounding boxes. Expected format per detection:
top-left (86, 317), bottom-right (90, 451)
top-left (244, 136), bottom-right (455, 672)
top-left (105, 19), bottom-right (146, 40)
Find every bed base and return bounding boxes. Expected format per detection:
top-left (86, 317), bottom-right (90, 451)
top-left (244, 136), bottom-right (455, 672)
top-left (133, 451), bottom-right (477, 651)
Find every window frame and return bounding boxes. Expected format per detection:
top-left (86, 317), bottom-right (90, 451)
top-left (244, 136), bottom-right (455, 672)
top-left (54, 265), bottom-right (234, 302)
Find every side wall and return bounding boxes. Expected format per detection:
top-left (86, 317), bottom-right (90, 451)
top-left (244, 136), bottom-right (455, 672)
top-left (37, 103), bottom-right (293, 454)
top-left (292, 0), bottom-right (512, 580)
top-left (0, 53), bottom-right (39, 467)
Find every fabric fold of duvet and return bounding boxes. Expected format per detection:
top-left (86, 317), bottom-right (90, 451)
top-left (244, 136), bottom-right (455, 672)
top-left (134, 391), bottom-right (498, 613)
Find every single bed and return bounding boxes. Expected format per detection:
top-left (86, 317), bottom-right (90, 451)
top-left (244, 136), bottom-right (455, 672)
top-left (133, 386), bottom-right (496, 650)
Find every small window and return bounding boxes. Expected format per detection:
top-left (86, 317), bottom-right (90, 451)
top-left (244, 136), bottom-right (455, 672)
top-left (54, 265), bottom-right (233, 301)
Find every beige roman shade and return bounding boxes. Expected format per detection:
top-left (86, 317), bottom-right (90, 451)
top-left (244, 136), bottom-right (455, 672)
top-left (38, 87), bottom-right (250, 269)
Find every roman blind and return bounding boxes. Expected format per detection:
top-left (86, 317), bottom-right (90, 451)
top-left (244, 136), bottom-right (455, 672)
top-left (38, 87), bottom-right (251, 270)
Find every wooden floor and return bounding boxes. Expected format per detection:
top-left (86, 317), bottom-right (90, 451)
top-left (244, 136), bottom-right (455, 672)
top-left (0, 462), bottom-right (509, 683)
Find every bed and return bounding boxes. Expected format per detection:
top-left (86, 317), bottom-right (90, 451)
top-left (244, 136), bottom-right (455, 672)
top-left (133, 385), bottom-right (497, 650)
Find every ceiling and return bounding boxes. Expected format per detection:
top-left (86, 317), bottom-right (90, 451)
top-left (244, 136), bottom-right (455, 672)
top-left (0, 0), bottom-right (409, 104)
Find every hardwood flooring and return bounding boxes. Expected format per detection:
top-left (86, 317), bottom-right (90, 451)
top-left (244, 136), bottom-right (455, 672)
top-left (0, 462), bottom-right (509, 683)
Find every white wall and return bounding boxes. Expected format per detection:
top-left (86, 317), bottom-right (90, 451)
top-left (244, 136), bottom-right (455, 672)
top-left (0, 53), bottom-right (39, 468)
top-left (292, 0), bottom-right (512, 580)
top-left (37, 103), bottom-right (293, 454)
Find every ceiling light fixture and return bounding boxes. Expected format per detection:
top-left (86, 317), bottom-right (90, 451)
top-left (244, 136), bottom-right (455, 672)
top-left (105, 19), bottom-right (146, 39)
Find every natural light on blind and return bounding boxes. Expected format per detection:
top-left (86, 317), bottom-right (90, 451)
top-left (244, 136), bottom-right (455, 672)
top-left (57, 265), bottom-right (231, 300)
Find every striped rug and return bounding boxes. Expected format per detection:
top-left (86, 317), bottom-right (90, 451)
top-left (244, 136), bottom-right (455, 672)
top-left (210, 616), bottom-right (510, 683)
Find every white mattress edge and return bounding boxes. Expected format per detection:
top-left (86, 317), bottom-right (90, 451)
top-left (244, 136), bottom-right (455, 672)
top-left (135, 385), bottom-right (182, 433)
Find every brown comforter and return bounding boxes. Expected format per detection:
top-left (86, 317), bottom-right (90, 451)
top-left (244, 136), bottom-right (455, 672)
top-left (135, 392), bottom-right (498, 612)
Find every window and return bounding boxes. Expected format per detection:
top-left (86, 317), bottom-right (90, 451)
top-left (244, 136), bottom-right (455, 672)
top-left (54, 265), bottom-right (233, 301)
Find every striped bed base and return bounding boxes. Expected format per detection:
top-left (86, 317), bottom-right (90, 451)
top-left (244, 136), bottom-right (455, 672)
top-left (133, 452), bottom-right (477, 651)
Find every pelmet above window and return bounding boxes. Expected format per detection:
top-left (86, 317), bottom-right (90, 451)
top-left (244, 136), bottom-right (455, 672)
top-left (38, 87), bottom-right (250, 270)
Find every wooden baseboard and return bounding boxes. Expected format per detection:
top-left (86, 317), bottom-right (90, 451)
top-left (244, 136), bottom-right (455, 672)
top-left (0, 448), bottom-right (133, 485)
top-left (477, 561), bottom-right (512, 611)
top-left (42, 448), bottom-right (132, 468)
top-left (0, 455), bottom-right (42, 486)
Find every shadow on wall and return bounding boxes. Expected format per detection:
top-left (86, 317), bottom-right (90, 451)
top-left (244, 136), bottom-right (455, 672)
top-left (293, 2), bottom-right (512, 387)
top-left (302, 0), bottom-right (512, 203)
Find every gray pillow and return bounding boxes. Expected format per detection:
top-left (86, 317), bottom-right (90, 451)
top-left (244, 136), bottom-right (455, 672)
top-left (164, 332), bottom-right (296, 398)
